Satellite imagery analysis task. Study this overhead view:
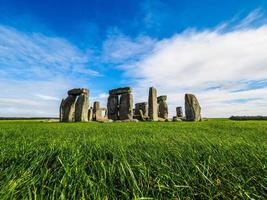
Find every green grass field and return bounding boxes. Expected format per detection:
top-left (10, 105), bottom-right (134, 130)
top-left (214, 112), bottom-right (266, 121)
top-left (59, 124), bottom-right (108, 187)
top-left (0, 119), bottom-right (266, 199)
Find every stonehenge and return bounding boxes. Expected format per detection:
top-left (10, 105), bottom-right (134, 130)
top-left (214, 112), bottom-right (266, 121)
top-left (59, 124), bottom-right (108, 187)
top-left (60, 86), bottom-right (202, 123)
top-left (148, 87), bottom-right (158, 121)
top-left (107, 87), bottom-right (133, 121)
top-left (185, 94), bottom-right (201, 121)
top-left (134, 102), bottom-right (148, 121)
top-left (93, 101), bottom-right (108, 121)
top-left (75, 93), bottom-right (89, 122)
top-left (176, 107), bottom-right (183, 118)
top-left (158, 95), bottom-right (168, 120)
top-left (88, 107), bottom-right (93, 121)
top-left (60, 88), bottom-right (89, 122)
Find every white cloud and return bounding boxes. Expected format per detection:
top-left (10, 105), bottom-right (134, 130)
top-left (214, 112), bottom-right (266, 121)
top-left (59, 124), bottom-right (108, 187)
top-left (0, 25), bottom-right (99, 79)
top-left (1, 10), bottom-right (267, 118)
top-left (35, 94), bottom-right (59, 101)
top-left (0, 25), bottom-right (98, 117)
top-left (102, 33), bottom-right (155, 64)
top-left (119, 13), bottom-right (267, 117)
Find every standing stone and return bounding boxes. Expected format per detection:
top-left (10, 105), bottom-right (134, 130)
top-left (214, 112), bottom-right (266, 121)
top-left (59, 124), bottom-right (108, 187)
top-left (158, 96), bottom-right (168, 119)
top-left (107, 95), bottom-right (119, 120)
top-left (135, 102), bottom-right (148, 118)
top-left (148, 87), bottom-right (158, 121)
top-left (59, 98), bottom-right (64, 122)
top-left (61, 95), bottom-right (77, 122)
top-left (176, 107), bottom-right (183, 118)
top-left (75, 94), bottom-right (89, 122)
top-left (185, 94), bottom-right (201, 121)
top-left (93, 101), bottom-right (100, 121)
top-left (119, 93), bottom-right (133, 120)
top-left (88, 107), bottom-right (93, 121)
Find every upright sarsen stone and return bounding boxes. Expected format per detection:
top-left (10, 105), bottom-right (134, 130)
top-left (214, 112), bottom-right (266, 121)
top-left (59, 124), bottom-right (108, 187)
top-left (158, 95), bottom-right (168, 119)
top-left (107, 95), bottom-right (119, 120)
top-left (61, 95), bottom-right (77, 122)
top-left (75, 93), bottom-right (89, 122)
top-left (93, 101), bottom-right (100, 120)
top-left (185, 94), bottom-right (201, 121)
top-left (59, 98), bottom-right (64, 122)
top-left (88, 107), bottom-right (93, 121)
top-left (119, 93), bottom-right (133, 120)
top-left (148, 87), bottom-right (158, 121)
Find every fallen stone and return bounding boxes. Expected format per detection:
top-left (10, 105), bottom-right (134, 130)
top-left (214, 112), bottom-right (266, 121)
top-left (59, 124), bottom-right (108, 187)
top-left (173, 117), bottom-right (182, 122)
top-left (99, 119), bottom-right (113, 123)
top-left (139, 109), bottom-right (146, 121)
top-left (121, 119), bottom-right (139, 122)
top-left (158, 117), bottom-right (166, 122)
top-left (185, 94), bottom-right (201, 121)
top-left (134, 102), bottom-right (148, 117)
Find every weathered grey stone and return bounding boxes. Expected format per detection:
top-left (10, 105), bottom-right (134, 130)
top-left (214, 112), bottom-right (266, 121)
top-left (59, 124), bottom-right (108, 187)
top-left (148, 87), bottom-right (158, 121)
top-left (61, 95), bottom-right (77, 122)
top-left (176, 107), bottom-right (183, 118)
top-left (158, 96), bottom-right (168, 119)
top-left (59, 98), bottom-right (64, 122)
top-left (157, 95), bottom-right (167, 102)
top-left (75, 94), bottom-right (89, 122)
top-left (68, 88), bottom-right (89, 96)
top-left (99, 119), bottom-right (113, 123)
top-left (107, 95), bottom-right (119, 120)
top-left (95, 109), bottom-right (105, 121)
top-left (93, 101), bottom-right (100, 121)
top-left (173, 117), bottom-right (182, 122)
top-left (88, 107), bottom-right (93, 121)
top-left (139, 110), bottom-right (146, 121)
top-left (119, 93), bottom-right (133, 120)
top-left (121, 119), bottom-right (139, 122)
top-left (158, 117), bottom-right (166, 122)
top-left (134, 102), bottom-right (148, 118)
top-left (185, 94), bottom-right (201, 121)
top-left (109, 87), bottom-right (132, 95)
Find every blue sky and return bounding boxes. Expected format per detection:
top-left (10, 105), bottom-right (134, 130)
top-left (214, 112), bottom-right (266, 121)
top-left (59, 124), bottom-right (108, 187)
top-left (0, 0), bottom-right (267, 117)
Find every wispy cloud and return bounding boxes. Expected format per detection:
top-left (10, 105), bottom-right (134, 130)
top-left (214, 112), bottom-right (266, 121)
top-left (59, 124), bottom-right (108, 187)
top-left (101, 31), bottom-right (155, 65)
top-left (0, 25), bottom-right (99, 79)
top-left (0, 25), bottom-right (99, 117)
top-left (111, 10), bottom-right (267, 117)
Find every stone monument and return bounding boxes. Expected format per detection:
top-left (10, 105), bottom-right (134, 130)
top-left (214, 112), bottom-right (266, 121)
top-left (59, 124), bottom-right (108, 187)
top-left (185, 94), bottom-right (201, 121)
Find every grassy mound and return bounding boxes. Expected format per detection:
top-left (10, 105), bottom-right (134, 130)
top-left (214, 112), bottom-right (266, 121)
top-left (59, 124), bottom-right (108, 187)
top-left (0, 119), bottom-right (266, 199)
